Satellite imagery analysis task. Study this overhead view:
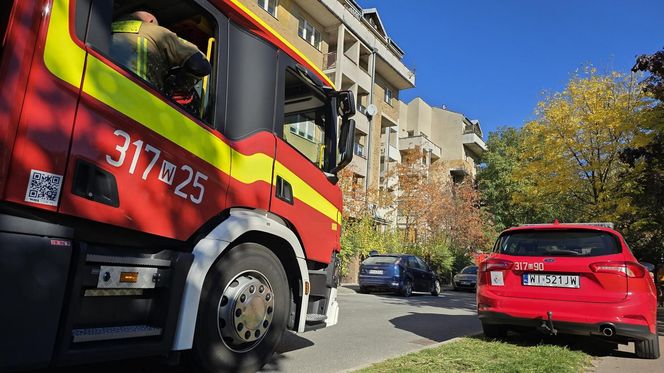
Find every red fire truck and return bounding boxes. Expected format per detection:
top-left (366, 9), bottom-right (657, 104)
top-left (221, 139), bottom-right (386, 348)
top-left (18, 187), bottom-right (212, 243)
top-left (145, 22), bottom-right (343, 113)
top-left (0, 0), bottom-right (355, 371)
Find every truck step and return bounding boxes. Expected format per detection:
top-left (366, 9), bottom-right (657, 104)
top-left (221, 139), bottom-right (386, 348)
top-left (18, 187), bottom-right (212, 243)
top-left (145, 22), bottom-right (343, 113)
top-left (305, 314), bottom-right (327, 323)
top-left (71, 325), bottom-right (162, 343)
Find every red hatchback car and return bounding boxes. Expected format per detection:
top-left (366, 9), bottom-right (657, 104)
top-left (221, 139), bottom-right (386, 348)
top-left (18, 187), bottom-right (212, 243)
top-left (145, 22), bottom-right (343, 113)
top-left (477, 222), bottom-right (660, 359)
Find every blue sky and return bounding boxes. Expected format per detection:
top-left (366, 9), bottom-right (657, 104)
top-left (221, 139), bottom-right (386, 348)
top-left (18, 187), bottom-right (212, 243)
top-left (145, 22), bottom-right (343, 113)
top-left (358, 0), bottom-right (664, 135)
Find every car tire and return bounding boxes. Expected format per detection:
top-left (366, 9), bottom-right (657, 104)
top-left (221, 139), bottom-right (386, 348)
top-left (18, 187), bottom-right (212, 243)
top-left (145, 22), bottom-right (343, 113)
top-left (401, 280), bottom-right (413, 297)
top-left (481, 322), bottom-right (508, 339)
top-left (431, 280), bottom-right (440, 296)
top-left (358, 286), bottom-right (370, 294)
top-left (192, 242), bottom-right (289, 373)
top-left (635, 333), bottom-right (660, 359)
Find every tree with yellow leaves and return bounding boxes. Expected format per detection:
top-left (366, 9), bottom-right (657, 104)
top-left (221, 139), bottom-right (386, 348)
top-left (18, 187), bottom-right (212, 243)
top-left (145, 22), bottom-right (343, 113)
top-left (515, 67), bottom-right (651, 222)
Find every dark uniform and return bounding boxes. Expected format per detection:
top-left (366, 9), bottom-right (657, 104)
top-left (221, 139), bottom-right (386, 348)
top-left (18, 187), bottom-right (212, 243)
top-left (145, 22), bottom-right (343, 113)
top-left (110, 20), bottom-right (204, 92)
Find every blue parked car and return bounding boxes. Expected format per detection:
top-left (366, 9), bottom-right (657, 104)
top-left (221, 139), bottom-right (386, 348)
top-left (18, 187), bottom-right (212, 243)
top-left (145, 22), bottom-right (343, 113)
top-left (358, 254), bottom-right (440, 297)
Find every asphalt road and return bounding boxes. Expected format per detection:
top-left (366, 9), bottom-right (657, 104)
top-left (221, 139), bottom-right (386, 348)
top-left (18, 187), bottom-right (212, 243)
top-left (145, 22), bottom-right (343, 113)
top-left (261, 286), bottom-right (481, 372)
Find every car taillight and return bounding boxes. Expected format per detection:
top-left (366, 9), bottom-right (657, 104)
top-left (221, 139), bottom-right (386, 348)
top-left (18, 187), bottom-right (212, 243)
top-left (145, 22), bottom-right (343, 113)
top-left (393, 264), bottom-right (400, 277)
top-left (589, 261), bottom-right (646, 278)
top-left (480, 259), bottom-right (513, 272)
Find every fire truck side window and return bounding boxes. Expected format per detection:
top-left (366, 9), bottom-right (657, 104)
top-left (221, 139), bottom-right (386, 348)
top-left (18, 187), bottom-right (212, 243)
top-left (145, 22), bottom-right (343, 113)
top-left (223, 22), bottom-right (277, 140)
top-left (281, 69), bottom-right (328, 169)
top-left (84, 0), bottom-right (219, 124)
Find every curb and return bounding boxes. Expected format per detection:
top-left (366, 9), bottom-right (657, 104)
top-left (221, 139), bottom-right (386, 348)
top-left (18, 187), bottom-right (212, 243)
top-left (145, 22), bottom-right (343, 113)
top-left (341, 333), bottom-right (484, 372)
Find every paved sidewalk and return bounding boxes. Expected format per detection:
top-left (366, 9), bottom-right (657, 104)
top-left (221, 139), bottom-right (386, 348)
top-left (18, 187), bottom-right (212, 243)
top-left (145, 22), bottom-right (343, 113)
top-left (591, 308), bottom-right (664, 372)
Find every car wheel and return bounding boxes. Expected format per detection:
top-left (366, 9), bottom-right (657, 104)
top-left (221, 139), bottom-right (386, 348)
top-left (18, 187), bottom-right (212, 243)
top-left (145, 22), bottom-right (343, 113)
top-left (481, 322), bottom-right (508, 339)
top-left (401, 280), bottom-right (413, 297)
top-left (635, 333), bottom-right (660, 359)
top-left (192, 242), bottom-right (289, 373)
top-left (431, 280), bottom-right (440, 296)
top-left (358, 286), bottom-right (370, 294)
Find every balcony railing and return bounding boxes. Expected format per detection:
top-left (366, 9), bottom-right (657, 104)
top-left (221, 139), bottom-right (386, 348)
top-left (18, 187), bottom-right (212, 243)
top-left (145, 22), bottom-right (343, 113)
top-left (354, 142), bottom-right (367, 158)
top-left (380, 144), bottom-right (401, 162)
top-left (463, 123), bottom-right (483, 137)
top-left (323, 51), bottom-right (337, 70)
top-left (399, 134), bottom-right (442, 159)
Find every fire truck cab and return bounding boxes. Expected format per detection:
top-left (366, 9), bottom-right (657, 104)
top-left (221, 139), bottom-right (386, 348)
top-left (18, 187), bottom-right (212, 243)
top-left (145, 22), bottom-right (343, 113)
top-left (0, 0), bottom-right (355, 371)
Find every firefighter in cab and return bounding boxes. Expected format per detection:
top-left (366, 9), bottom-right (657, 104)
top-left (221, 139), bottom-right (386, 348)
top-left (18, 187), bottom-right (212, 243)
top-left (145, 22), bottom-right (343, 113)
top-left (110, 10), bottom-right (211, 115)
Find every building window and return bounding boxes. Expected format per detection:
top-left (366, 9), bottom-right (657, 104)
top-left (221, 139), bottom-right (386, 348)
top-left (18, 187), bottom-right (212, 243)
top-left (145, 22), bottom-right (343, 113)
top-left (288, 114), bottom-right (316, 141)
top-left (384, 87), bottom-right (393, 104)
top-left (257, 0), bottom-right (278, 18)
top-left (298, 17), bottom-right (322, 50)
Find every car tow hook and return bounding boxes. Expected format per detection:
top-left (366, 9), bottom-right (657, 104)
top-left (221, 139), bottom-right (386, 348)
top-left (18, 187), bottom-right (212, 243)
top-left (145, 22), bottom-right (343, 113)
top-left (539, 311), bottom-right (558, 336)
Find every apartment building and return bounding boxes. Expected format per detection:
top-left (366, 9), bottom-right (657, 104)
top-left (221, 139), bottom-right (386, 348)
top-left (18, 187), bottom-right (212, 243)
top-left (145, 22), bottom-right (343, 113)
top-left (239, 0), bottom-right (416, 193)
top-left (399, 98), bottom-right (487, 183)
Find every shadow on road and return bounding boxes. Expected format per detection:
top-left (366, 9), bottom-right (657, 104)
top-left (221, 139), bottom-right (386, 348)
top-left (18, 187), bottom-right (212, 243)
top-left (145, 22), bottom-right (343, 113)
top-left (261, 331), bottom-right (315, 372)
top-left (370, 291), bottom-right (477, 312)
top-left (389, 312), bottom-right (481, 344)
top-left (274, 330), bottom-right (315, 354)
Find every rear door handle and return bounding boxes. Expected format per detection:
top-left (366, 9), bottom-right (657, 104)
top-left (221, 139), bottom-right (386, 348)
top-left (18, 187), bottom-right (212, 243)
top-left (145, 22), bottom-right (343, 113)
top-left (275, 176), bottom-right (293, 204)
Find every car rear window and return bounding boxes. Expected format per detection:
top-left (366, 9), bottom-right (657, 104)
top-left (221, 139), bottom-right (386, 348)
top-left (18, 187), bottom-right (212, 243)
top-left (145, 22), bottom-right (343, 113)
top-left (494, 230), bottom-right (620, 257)
top-left (362, 256), bottom-right (400, 265)
top-left (461, 266), bottom-right (477, 274)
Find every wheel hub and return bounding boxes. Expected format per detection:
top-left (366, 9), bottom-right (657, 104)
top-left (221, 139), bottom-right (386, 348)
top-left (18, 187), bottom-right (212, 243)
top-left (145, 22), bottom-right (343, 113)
top-left (218, 271), bottom-right (274, 351)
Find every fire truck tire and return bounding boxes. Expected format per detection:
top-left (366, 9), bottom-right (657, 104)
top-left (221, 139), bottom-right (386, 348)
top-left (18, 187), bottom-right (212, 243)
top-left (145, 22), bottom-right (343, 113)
top-left (192, 242), bottom-right (289, 373)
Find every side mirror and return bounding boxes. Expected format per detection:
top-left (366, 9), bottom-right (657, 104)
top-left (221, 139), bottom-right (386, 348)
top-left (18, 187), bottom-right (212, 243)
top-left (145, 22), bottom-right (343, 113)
top-left (337, 90), bottom-right (356, 118)
top-left (330, 119), bottom-right (355, 175)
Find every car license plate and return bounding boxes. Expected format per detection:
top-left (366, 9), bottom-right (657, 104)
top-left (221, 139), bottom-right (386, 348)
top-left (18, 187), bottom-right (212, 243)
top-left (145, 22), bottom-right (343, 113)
top-left (522, 273), bottom-right (580, 288)
top-left (368, 269), bottom-right (383, 275)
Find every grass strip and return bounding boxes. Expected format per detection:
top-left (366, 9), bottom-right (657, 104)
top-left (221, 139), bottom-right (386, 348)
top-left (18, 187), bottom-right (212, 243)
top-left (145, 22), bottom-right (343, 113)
top-left (356, 337), bottom-right (592, 373)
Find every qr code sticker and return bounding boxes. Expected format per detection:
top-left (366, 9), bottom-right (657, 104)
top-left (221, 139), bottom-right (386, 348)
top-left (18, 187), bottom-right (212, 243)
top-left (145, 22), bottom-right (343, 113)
top-left (24, 169), bottom-right (63, 206)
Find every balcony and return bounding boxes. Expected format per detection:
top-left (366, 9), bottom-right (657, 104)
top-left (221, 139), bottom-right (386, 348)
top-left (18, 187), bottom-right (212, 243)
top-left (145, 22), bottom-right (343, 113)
top-left (462, 132), bottom-right (487, 156)
top-left (353, 114), bottom-right (370, 135)
top-left (348, 153), bottom-right (367, 178)
top-left (380, 144), bottom-right (401, 163)
top-left (323, 51), bottom-right (337, 70)
top-left (322, 51), bottom-right (372, 90)
top-left (379, 173), bottom-right (399, 191)
top-left (399, 135), bottom-right (442, 160)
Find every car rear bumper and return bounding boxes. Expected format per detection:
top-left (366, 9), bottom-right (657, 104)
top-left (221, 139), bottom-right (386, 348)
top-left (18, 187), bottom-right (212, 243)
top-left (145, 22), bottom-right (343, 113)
top-left (454, 281), bottom-right (476, 290)
top-left (358, 276), bottom-right (402, 291)
top-left (477, 288), bottom-right (657, 336)
top-left (478, 310), bottom-right (653, 341)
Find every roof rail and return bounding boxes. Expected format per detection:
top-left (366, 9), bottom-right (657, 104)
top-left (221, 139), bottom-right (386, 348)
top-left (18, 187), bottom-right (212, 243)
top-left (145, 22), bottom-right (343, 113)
top-left (520, 222), bottom-right (615, 229)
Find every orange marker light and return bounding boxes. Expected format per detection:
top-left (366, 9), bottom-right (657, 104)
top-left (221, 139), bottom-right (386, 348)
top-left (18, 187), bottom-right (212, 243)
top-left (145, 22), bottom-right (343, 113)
top-left (120, 272), bottom-right (139, 283)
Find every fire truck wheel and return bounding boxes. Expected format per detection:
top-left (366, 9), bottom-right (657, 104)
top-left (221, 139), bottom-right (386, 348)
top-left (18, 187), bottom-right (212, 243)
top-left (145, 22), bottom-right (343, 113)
top-left (193, 242), bottom-right (289, 373)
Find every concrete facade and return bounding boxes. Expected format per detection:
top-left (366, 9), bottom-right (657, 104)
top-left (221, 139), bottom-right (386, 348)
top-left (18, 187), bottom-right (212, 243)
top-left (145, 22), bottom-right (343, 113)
top-left (399, 98), bottom-right (487, 182)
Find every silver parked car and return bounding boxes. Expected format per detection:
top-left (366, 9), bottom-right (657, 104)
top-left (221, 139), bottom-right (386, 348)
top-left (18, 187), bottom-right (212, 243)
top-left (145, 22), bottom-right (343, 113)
top-left (452, 265), bottom-right (477, 291)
